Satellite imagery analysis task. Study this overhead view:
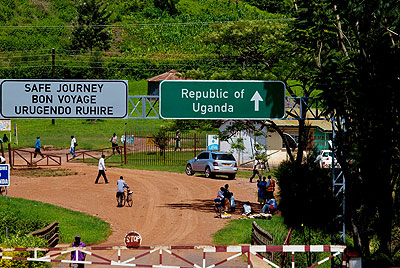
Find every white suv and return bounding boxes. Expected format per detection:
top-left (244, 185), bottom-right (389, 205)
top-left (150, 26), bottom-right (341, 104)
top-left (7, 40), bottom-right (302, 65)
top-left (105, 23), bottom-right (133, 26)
top-left (186, 151), bottom-right (238, 179)
top-left (316, 150), bottom-right (333, 168)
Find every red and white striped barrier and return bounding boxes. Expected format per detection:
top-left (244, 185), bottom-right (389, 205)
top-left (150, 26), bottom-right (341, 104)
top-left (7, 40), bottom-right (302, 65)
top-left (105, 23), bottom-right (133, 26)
top-left (0, 244), bottom-right (346, 268)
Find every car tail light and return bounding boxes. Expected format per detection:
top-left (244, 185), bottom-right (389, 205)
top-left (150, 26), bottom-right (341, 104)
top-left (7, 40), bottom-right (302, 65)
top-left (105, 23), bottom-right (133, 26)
top-left (213, 162), bottom-right (218, 166)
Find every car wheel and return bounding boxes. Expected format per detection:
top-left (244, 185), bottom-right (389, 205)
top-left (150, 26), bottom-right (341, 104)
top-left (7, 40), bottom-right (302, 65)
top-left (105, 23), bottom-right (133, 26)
top-left (205, 166), bottom-right (213, 178)
top-left (186, 164), bottom-right (194, 176)
top-left (228, 174), bottom-right (236, 180)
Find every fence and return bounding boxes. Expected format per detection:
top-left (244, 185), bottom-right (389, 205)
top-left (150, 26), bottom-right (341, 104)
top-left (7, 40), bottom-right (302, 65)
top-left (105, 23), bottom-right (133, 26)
top-left (0, 244), bottom-right (347, 268)
top-left (66, 146), bottom-right (124, 164)
top-left (125, 131), bottom-right (207, 166)
top-left (251, 221), bottom-right (274, 260)
top-left (12, 149), bottom-right (61, 167)
top-left (29, 221), bottom-right (59, 247)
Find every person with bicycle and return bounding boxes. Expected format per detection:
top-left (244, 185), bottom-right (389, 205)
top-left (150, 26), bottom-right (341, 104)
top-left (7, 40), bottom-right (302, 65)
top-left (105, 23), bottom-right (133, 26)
top-left (116, 176), bottom-right (129, 207)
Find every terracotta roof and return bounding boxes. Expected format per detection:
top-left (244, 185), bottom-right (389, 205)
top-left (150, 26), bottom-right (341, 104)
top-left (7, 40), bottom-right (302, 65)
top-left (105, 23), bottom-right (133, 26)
top-left (147, 69), bottom-right (192, 82)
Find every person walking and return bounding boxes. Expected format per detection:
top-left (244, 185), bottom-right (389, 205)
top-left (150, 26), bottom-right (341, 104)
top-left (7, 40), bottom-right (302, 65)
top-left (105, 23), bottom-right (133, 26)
top-left (70, 234), bottom-right (86, 268)
top-left (265, 175), bottom-right (276, 200)
top-left (70, 135), bottom-right (77, 158)
top-left (95, 155), bottom-right (109, 184)
top-left (33, 136), bottom-right (44, 158)
top-left (110, 133), bottom-right (121, 154)
top-left (116, 176), bottom-right (129, 207)
top-left (249, 159), bottom-right (262, 182)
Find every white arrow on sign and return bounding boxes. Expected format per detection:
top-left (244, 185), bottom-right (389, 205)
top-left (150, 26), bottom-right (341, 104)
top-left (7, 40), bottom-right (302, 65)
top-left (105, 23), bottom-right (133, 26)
top-left (250, 91), bottom-right (264, 111)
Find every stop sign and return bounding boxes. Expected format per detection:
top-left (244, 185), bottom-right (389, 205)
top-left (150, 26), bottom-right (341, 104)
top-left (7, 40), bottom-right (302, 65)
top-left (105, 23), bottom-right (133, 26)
top-left (124, 231), bottom-right (142, 248)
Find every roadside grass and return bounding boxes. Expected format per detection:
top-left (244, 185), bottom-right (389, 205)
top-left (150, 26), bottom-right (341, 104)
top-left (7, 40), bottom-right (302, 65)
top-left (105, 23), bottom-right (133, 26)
top-left (10, 118), bottom-right (169, 150)
top-left (213, 216), bottom-right (332, 267)
top-left (99, 153), bottom-right (265, 179)
top-left (0, 197), bottom-right (111, 245)
top-left (213, 216), bottom-right (288, 245)
top-left (11, 168), bottom-right (77, 177)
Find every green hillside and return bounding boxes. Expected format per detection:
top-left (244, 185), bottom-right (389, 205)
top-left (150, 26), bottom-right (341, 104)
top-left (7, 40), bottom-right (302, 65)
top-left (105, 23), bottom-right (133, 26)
top-left (0, 0), bottom-right (291, 81)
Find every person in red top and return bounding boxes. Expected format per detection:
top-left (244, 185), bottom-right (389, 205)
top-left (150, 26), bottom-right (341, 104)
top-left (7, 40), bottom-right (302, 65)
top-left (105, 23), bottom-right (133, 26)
top-left (265, 175), bottom-right (275, 200)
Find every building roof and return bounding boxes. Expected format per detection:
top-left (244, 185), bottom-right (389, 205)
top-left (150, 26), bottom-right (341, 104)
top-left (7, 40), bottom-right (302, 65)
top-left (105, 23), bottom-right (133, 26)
top-left (272, 118), bottom-right (332, 132)
top-left (147, 69), bottom-right (192, 82)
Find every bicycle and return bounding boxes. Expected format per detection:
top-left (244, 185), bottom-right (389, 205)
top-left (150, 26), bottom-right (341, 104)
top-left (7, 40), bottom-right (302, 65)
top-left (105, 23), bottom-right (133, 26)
top-left (123, 187), bottom-right (133, 207)
top-left (214, 198), bottom-right (223, 217)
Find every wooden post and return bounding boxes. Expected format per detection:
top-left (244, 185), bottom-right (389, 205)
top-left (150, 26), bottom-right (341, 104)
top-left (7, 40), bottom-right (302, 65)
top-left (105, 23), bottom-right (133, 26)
top-left (7, 143), bottom-right (12, 168)
top-left (1, 142), bottom-right (4, 157)
top-left (194, 133), bottom-right (197, 157)
top-left (124, 132), bottom-right (127, 165)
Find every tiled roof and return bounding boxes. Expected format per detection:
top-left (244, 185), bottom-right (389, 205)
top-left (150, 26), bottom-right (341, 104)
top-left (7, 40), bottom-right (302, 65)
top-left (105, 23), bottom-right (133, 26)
top-left (147, 69), bottom-right (192, 82)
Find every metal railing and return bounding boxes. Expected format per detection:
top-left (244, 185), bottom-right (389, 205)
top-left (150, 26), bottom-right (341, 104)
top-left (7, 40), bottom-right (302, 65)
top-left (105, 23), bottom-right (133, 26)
top-left (0, 244), bottom-right (347, 268)
top-left (29, 221), bottom-right (59, 247)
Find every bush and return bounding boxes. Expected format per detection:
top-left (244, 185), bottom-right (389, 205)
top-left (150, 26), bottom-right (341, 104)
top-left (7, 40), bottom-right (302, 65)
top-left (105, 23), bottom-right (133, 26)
top-left (0, 234), bottom-right (49, 268)
top-left (0, 209), bottom-right (48, 237)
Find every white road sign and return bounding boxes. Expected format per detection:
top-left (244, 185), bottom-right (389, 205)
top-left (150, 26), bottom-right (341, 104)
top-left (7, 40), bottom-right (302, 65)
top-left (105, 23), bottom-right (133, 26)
top-left (0, 80), bottom-right (128, 118)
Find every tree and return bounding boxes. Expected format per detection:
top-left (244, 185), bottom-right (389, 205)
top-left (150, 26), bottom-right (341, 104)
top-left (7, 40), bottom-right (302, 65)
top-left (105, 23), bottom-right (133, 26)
top-left (71, 0), bottom-right (112, 52)
top-left (296, 0), bottom-right (400, 264)
top-left (154, 0), bottom-right (179, 15)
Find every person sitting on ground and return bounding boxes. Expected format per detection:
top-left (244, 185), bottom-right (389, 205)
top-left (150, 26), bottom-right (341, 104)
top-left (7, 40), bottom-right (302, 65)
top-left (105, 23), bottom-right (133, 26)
top-left (242, 201), bottom-right (252, 216)
top-left (261, 198), bottom-right (278, 214)
top-left (222, 184), bottom-right (232, 212)
top-left (214, 187), bottom-right (225, 210)
top-left (116, 176), bottom-right (129, 207)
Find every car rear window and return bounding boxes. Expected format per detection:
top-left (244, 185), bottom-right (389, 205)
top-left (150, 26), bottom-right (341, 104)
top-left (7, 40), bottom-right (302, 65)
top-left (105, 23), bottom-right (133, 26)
top-left (212, 153), bottom-right (235, 161)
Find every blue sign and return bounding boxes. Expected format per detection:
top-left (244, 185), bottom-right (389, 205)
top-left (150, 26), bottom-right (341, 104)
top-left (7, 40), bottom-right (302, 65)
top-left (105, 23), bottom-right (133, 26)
top-left (207, 144), bottom-right (219, 151)
top-left (0, 164), bottom-right (10, 186)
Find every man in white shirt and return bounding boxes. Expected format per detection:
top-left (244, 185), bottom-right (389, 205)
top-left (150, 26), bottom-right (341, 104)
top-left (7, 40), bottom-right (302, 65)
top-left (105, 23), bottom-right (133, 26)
top-left (70, 135), bottom-right (77, 158)
top-left (95, 155), bottom-right (109, 184)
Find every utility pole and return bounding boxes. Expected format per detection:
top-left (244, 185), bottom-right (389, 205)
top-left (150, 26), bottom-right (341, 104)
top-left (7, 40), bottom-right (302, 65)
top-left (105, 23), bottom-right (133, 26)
top-left (51, 48), bottom-right (55, 125)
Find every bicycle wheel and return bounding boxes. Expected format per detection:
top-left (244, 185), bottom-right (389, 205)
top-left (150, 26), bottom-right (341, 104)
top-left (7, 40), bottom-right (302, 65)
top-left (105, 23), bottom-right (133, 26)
top-left (214, 202), bottom-right (222, 217)
top-left (126, 193), bottom-right (133, 207)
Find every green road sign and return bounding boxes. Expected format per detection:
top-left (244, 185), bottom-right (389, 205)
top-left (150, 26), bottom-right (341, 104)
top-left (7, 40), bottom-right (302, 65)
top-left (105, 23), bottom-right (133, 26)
top-left (160, 80), bottom-right (285, 119)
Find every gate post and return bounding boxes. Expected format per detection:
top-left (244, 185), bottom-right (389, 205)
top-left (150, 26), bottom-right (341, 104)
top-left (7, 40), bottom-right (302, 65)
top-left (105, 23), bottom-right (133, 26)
top-left (194, 133), bottom-right (197, 157)
top-left (1, 142), bottom-right (4, 157)
top-left (124, 132), bottom-right (127, 165)
top-left (163, 130), bottom-right (166, 166)
top-left (8, 143), bottom-right (12, 167)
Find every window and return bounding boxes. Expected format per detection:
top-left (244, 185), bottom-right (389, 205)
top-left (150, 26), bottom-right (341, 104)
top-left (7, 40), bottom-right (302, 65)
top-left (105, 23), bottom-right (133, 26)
top-left (197, 152), bottom-right (209, 159)
top-left (212, 153), bottom-right (235, 161)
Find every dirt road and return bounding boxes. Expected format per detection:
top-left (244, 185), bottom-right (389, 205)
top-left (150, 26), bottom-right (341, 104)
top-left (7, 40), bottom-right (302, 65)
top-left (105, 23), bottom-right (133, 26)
top-left (7, 161), bottom-right (258, 247)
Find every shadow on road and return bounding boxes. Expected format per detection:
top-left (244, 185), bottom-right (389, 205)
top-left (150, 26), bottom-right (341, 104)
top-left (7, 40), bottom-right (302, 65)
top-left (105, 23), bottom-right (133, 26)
top-left (160, 199), bottom-right (262, 215)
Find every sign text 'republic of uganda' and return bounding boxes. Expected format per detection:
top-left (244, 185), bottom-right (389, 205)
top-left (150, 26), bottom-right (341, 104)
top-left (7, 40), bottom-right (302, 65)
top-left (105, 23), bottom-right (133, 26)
top-left (159, 80), bottom-right (285, 119)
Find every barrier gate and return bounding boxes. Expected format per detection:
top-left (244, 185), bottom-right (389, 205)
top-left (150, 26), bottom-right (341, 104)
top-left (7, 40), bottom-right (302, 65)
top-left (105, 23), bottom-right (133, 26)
top-left (0, 245), bottom-right (346, 268)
